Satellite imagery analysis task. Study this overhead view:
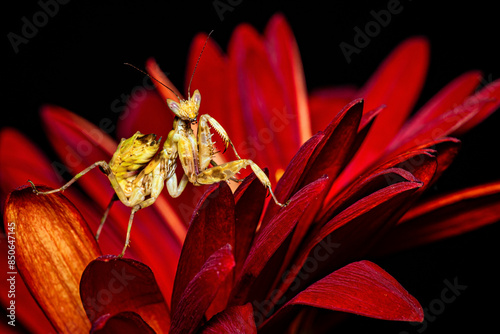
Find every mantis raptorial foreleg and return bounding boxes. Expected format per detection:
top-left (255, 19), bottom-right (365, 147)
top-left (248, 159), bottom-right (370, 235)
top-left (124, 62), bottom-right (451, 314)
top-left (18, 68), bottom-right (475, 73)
top-left (195, 159), bottom-right (286, 207)
top-left (166, 173), bottom-right (189, 198)
top-left (198, 114), bottom-right (241, 159)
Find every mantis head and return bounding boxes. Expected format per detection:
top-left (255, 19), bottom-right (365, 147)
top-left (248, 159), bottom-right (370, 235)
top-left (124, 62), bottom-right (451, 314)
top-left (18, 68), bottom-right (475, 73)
top-left (166, 90), bottom-right (201, 124)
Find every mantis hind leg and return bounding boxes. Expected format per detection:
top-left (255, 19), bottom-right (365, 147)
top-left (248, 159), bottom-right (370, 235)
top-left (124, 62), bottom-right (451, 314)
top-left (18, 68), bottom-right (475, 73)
top-left (196, 159), bottom-right (287, 207)
top-left (95, 194), bottom-right (118, 242)
top-left (119, 195), bottom-right (159, 257)
top-left (28, 161), bottom-right (111, 195)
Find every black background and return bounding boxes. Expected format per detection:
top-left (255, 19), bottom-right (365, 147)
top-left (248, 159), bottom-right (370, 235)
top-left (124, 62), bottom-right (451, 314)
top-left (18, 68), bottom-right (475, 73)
top-left (3, 0), bottom-right (499, 333)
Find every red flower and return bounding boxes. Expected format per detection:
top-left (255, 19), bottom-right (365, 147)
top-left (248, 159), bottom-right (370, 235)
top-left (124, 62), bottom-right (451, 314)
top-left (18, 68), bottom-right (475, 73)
top-left (2, 13), bottom-right (500, 333)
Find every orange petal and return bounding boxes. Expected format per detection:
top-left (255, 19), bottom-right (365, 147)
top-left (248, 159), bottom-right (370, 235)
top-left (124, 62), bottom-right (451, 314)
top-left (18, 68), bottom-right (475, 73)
top-left (0, 230), bottom-right (54, 333)
top-left (145, 58), bottom-right (184, 102)
top-left (3, 185), bottom-right (102, 333)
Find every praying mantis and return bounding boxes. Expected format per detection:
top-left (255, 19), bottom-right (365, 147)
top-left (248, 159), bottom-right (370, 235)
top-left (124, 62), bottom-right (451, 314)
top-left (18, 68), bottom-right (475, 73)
top-left (29, 33), bottom-right (287, 257)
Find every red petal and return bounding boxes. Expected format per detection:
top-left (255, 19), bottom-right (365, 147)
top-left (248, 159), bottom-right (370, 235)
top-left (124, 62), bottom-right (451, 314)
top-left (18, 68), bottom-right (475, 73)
top-left (145, 58), bottom-right (183, 102)
top-left (265, 13), bottom-right (312, 143)
top-left (395, 71), bottom-right (482, 140)
top-left (228, 23), bottom-right (299, 179)
top-left (263, 99), bottom-right (363, 225)
top-left (261, 133), bottom-right (324, 226)
top-left (91, 312), bottom-right (155, 334)
top-left (233, 170), bottom-right (268, 277)
top-left (41, 105), bottom-right (118, 206)
top-left (270, 179), bottom-right (421, 308)
top-left (408, 137), bottom-right (461, 186)
top-left (229, 176), bottom-right (329, 306)
top-left (170, 245), bottom-right (235, 334)
top-left (80, 255), bottom-right (170, 333)
top-left (264, 260), bottom-right (423, 328)
top-left (0, 128), bottom-right (59, 203)
top-left (116, 89), bottom-right (172, 141)
top-left (299, 99), bottom-right (363, 188)
top-left (185, 33), bottom-right (229, 124)
top-left (453, 78), bottom-right (500, 135)
top-left (342, 38), bottom-right (429, 185)
top-left (387, 90), bottom-right (489, 155)
top-left (201, 303), bottom-right (257, 334)
top-left (171, 182), bottom-right (235, 317)
top-left (323, 167), bottom-right (422, 223)
top-left (308, 86), bottom-right (358, 135)
top-left (374, 181), bottom-right (500, 255)
top-left (4, 186), bottom-right (101, 332)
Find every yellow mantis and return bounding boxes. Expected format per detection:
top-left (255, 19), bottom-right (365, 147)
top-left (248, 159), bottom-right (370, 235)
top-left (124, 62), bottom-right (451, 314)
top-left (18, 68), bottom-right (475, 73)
top-left (29, 33), bottom-right (287, 257)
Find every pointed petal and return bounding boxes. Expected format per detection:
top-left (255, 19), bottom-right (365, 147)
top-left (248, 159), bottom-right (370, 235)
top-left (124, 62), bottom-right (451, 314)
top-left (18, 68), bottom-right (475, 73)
top-left (233, 170), bottom-right (268, 277)
top-left (171, 182), bottom-right (235, 316)
top-left (261, 133), bottom-right (323, 225)
top-left (230, 176), bottom-right (329, 306)
top-left (269, 180), bottom-right (421, 309)
top-left (229, 23), bottom-right (300, 178)
top-left (264, 260), bottom-right (423, 329)
top-left (308, 86), bottom-right (358, 135)
top-left (396, 71), bottom-right (482, 139)
top-left (80, 255), bottom-right (170, 333)
top-left (342, 38), bottom-right (429, 185)
top-left (407, 137), bottom-right (461, 186)
top-left (453, 78), bottom-right (500, 135)
top-left (116, 89), bottom-right (172, 140)
top-left (90, 312), bottom-right (155, 334)
top-left (323, 166), bottom-right (423, 223)
top-left (170, 245), bottom-right (235, 334)
top-left (145, 58), bottom-right (183, 102)
top-left (201, 303), bottom-right (257, 334)
top-left (299, 99), bottom-right (363, 188)
top-left (4, 186), bottom-right (101, 333)
top-left (375, 181), bottom-right (500, 255)
top-left (265, 13), bottom-right (312, 143)
top-left (387, 89), bottom-right (490, 155)
top-left (263, 99), bottom-right (363, 225)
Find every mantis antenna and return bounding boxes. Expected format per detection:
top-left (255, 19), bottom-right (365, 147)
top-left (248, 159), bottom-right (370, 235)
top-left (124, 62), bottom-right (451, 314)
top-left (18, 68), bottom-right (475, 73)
top-left (123, 62), bottom-right (182, 101)
top-left (124, 30), bottom-right (214, 102)
top-left (187, 30), bottom-right (214, 99)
